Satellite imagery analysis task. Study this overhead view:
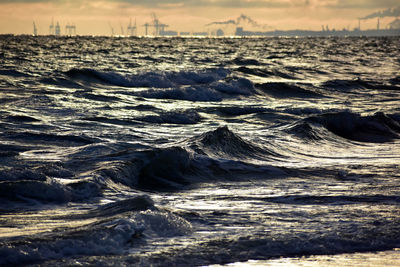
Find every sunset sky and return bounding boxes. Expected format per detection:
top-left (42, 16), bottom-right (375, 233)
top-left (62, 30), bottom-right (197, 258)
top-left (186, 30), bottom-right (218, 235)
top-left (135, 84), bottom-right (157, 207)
top-left (0, 0), bottom-right (399, 35)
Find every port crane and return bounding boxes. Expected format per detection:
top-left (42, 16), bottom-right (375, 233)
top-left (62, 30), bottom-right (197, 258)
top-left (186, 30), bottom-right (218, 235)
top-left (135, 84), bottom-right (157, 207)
top-left (127, 18), bottom-right (137, 36)
top-left (143, 13), bottom-right (168, 36)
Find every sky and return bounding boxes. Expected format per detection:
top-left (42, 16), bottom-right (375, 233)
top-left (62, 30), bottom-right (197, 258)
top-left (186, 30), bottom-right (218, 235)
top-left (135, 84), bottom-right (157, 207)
top-left (0, 0), bottom-right (399, 35)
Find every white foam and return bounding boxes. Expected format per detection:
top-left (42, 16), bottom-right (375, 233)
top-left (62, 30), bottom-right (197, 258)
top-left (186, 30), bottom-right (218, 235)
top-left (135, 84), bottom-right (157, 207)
top-left (93, 68), bottom-right (230, 88)
top-left (0, 211), bottom-right (192, 265)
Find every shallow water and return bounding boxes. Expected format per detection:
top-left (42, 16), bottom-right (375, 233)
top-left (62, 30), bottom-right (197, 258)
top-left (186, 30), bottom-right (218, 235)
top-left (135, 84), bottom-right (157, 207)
top-left (0, 35), bottom-right (399, 266)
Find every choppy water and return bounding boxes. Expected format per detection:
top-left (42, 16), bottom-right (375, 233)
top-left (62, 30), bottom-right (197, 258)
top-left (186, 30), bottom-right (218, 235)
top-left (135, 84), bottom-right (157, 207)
top-left (0, 35), bottom-right (399, 266)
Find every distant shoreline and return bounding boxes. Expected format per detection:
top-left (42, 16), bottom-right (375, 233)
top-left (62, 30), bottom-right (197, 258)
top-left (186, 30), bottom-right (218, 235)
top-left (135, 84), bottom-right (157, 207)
top-left (1, 29), bottom-right (399, 38)
top-left (235, 28), bottom-right (400, 37)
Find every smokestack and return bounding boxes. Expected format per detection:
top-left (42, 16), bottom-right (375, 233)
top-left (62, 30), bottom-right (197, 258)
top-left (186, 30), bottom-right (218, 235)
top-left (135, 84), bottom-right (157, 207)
top-left (33, 22), bottom-right (37, 36)
top-left (377, 18), bottom-right (380, 30)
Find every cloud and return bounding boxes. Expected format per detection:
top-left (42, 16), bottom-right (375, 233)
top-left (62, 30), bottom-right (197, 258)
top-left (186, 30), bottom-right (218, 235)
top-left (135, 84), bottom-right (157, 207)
top-left (0, 0), bottom-right (398, 10)
top-left (0, 0), bottom-right (55, 2)
top-left (326, 0), bottom-right (400, 9)
top-left (0, 0), bottom-right (291, 8)
top-left (111, 0), bottom-right (291, 8)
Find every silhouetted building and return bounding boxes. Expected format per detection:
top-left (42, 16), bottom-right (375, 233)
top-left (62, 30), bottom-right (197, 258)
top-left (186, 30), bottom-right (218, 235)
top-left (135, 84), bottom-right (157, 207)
top-left (160, 30), bottom-right (177, 36)
top-left (235, 27), bottom-right (244, 36)
top-left (192, 32), bottom-right (208, 36)
top-left (235, 26), bottom-right (400, 37)
top-left (216, 29), bottom-right (224, 36)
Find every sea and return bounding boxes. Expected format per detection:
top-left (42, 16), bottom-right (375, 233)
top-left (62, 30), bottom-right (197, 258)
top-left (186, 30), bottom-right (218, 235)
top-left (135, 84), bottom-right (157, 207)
top-left (0, 35), bottom-right (399, 266)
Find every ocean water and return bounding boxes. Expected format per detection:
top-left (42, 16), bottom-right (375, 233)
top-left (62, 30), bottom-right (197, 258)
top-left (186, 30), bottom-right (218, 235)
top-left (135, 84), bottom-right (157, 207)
top-left (0, 35), bottom-right (399, 266)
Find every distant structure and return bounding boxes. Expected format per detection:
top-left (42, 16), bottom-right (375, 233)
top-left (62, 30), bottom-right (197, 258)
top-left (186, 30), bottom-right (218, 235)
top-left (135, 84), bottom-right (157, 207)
top-left (233, 8), bottom-right (400, 37)
top-left (37, 9), bottom-right (399, 37)
top-left (49, 20), bottom-right (63, 36)
top-left (143, 13), bottom-right (177, 36)
top-left (235, 27), bottom-right (244, 36)
top-left (33, 22), bottom-right (37, 36)
top-left (65, 24), bottom-right (76, 36)
top-left (143, 13), bottom-right (162, 36)
top-left (127, 18), bottom-right (137, 36)
top-left (108, 22), bottom-right (115, 36)
top-left (192, 32), bottom-right (208, 36)
top-left (49, 19), bottom-right (54, 35)
top-left (207, 14), bottom-right (268, 29)
top-left (235, 26), bottom-right (400, 37)
top-left (143, 22), bottom-right (150, 36)
top-left (55, 22), bottom-right (61, 36)
top-left (206, 14), bottom-right (269, 36)
top-left (359, 7), bottom-right (400, 31)
top-left (160, 28), bottom-right (178, 36)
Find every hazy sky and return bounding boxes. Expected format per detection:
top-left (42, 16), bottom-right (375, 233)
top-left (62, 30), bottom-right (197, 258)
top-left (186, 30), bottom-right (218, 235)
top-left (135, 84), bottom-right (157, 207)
top-left (0, 0), bottom-right (399, 35)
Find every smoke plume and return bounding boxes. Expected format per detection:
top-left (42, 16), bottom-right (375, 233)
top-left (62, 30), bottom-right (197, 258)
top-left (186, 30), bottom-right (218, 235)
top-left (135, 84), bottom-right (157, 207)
top-left (361, 7), bottom-right (400, 20)
top-left (206, 14), bottom-right (268, 29)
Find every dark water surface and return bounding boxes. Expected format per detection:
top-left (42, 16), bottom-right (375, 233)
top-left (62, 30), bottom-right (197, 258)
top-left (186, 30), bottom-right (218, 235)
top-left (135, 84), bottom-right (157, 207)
top-left (0, 35), bottom-right (399, 266)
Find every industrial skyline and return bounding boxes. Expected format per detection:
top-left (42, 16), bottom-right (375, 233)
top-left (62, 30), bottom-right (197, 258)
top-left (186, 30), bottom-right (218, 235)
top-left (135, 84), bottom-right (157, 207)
top-left (1, 1), bottom-right (399, 35)
top-left (31, 12), bottom-right (400, 37)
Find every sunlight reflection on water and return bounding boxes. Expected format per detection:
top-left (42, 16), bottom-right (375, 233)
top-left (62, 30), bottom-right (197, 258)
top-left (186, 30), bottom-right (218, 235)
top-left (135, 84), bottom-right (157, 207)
top-left (210, 249), bottom-right (400, 266)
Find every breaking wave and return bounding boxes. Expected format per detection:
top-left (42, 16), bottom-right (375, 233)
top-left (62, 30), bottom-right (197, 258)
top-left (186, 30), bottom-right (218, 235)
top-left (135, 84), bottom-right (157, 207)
top-left (137, 77), bottom-right (254, 101)
top-left (64, 68), bottom-right (255, 101)
top-left (65, 68), bottom-right (230, 88)
top-left (0, 195), bottom-right (192, 265)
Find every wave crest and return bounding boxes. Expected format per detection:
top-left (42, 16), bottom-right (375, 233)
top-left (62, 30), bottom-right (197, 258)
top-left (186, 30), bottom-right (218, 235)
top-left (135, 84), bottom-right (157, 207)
top-left (65, 68), bottom-right (229, 88)
top-left (97, 127), bottom-right (285, 191)
top-left (64, 68), bottom-right (255, 101)
top-left (306, 111), bottom-right (400, 143)
top-left (190, 126), bottom-right (267, 158)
